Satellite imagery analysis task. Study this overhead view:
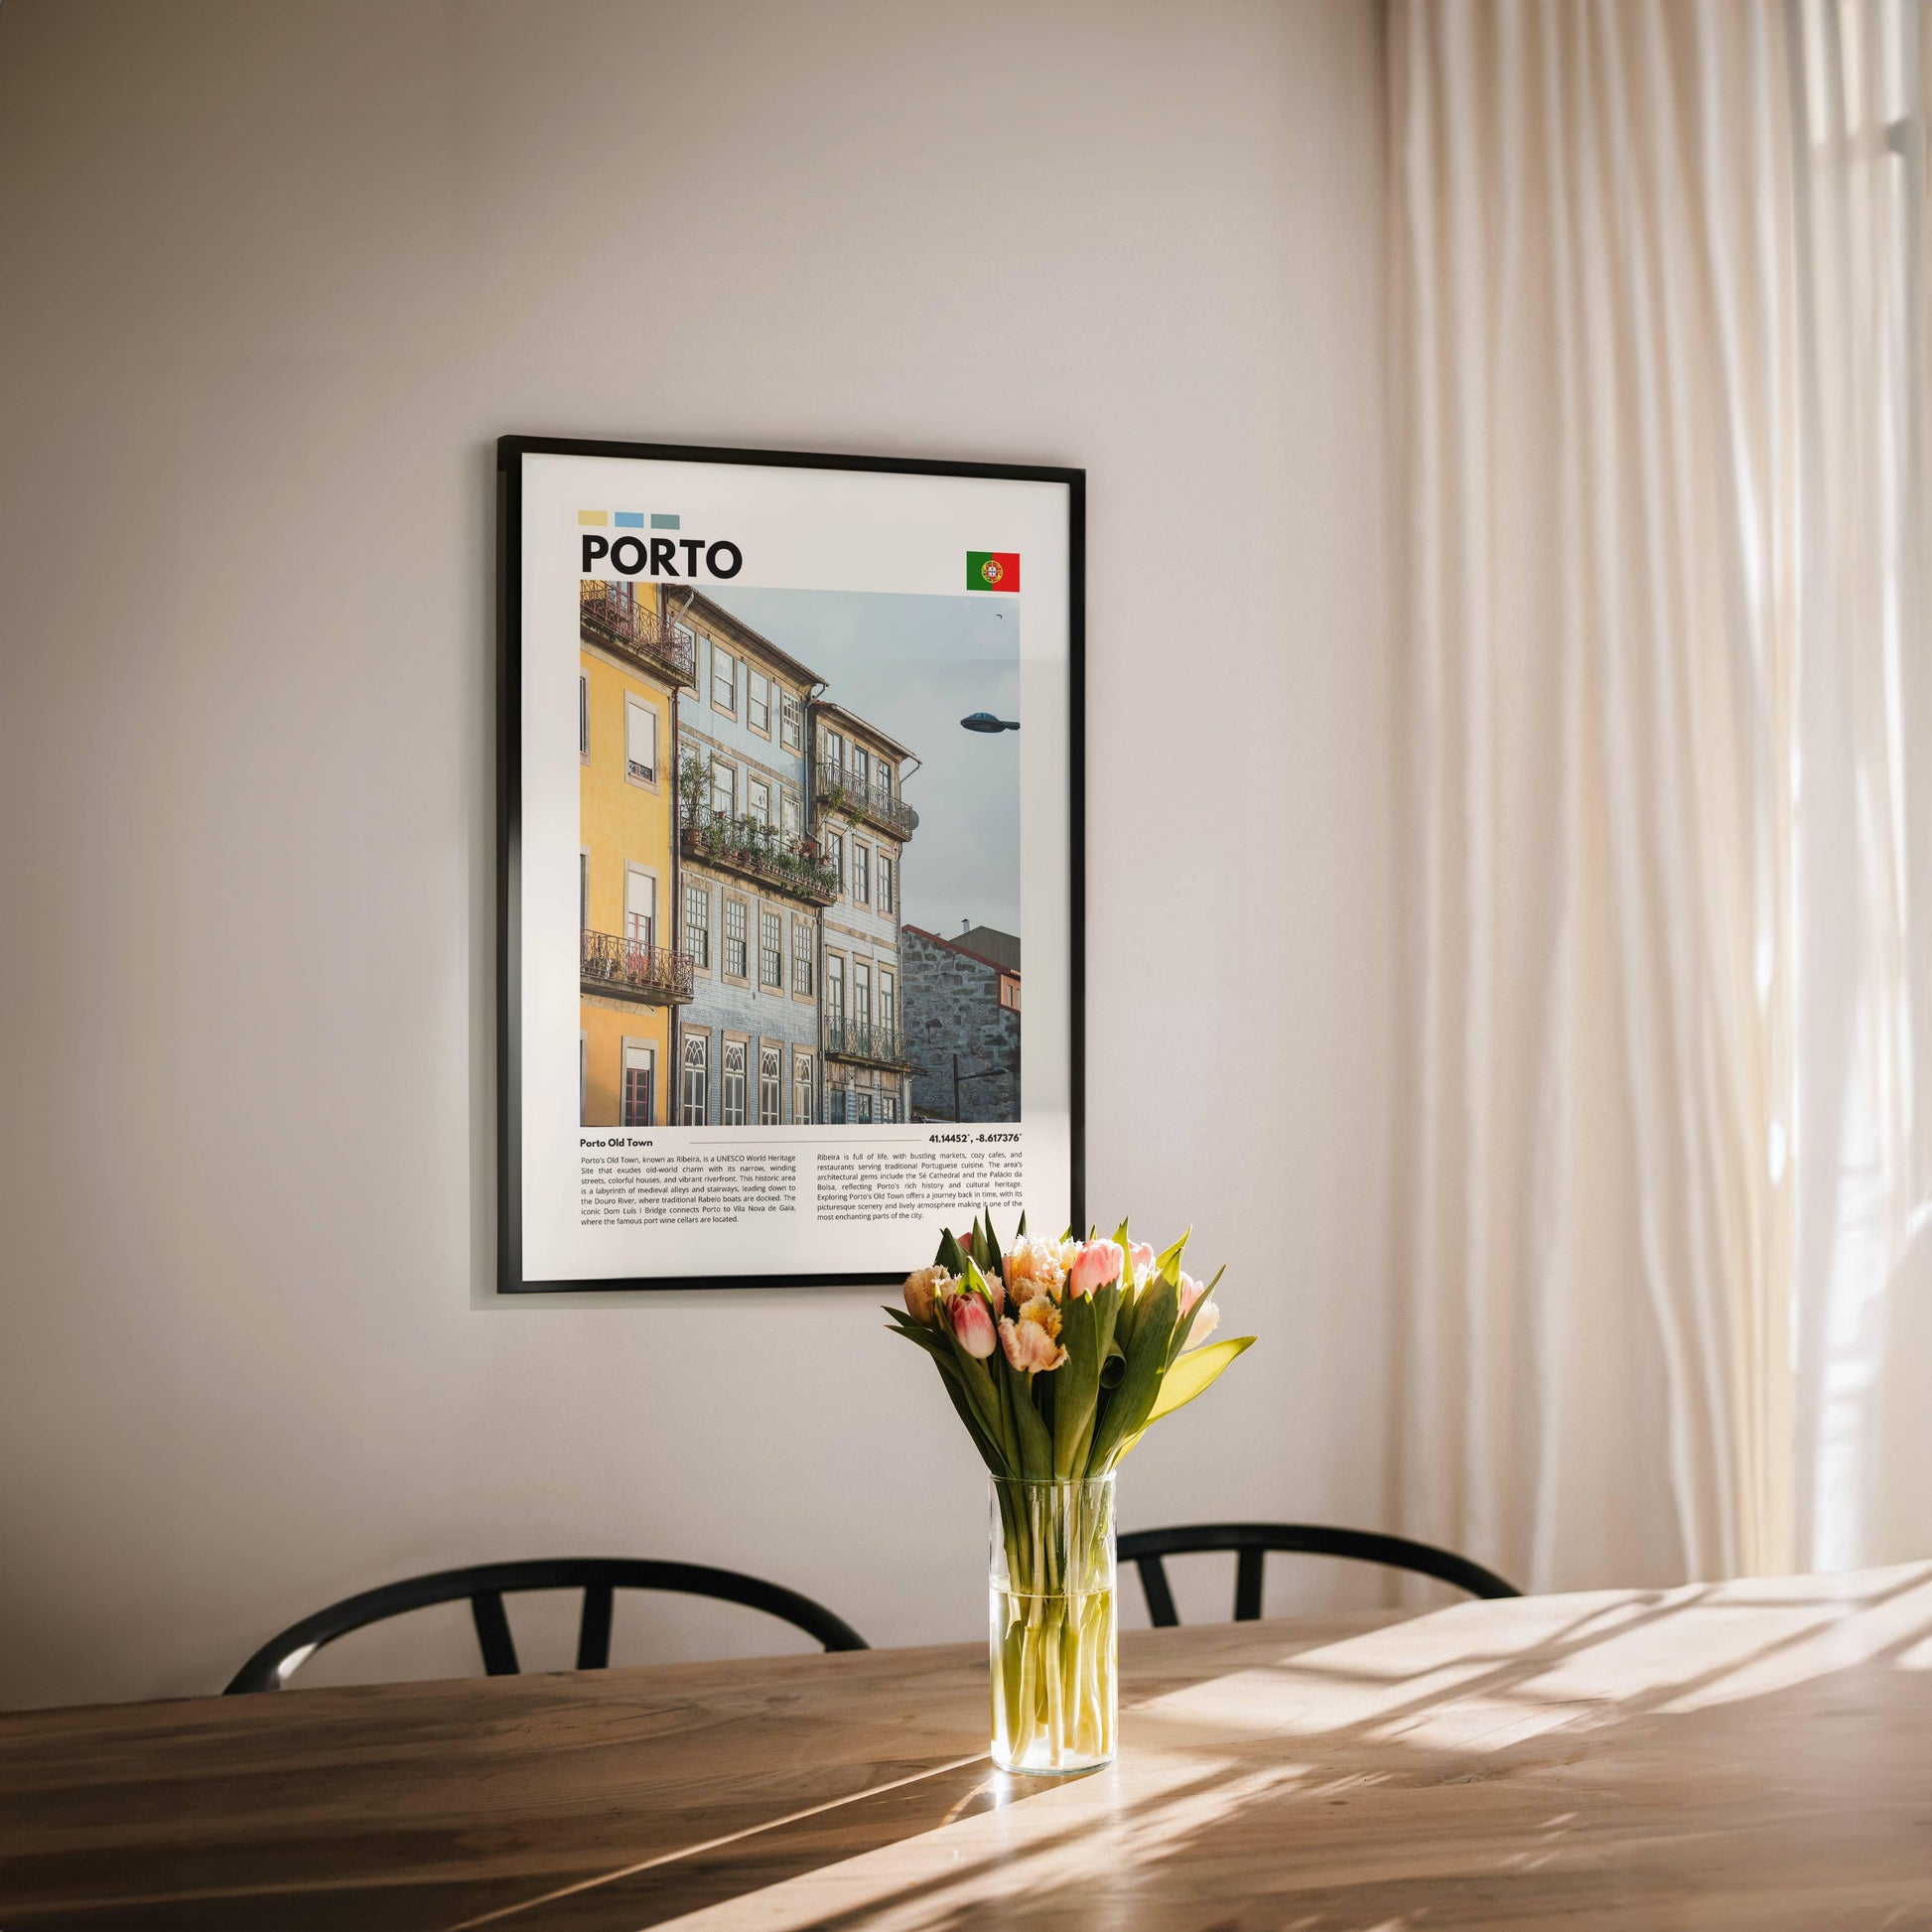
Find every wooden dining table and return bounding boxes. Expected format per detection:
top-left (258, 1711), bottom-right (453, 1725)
top-left (3, 1561), bottom-right (1929, 1931)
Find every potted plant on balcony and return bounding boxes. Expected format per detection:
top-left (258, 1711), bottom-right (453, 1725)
top-left (677, 752), bottom-right (711, 831)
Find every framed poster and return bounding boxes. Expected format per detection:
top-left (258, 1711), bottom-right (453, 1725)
top-left (498, 437), bottom-right (1084, 1292)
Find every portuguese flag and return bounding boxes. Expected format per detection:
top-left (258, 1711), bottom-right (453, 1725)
top-left (967, 550), bottom-right (1021, 593)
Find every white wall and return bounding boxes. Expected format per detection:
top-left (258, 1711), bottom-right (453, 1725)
top-left (0, 0), bottom-right (1393, 1709)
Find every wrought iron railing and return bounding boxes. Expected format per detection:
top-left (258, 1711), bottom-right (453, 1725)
top-left (678, 804), bottom-right (841, 905)
top-left (814, 759), bottom-right (919, 839)
top-left (580, 929), bottom-right (696, 1003)
top-left (823, 1017), bottom-right (908, 1066)
top-left (579, 583), bottom-right (698, 688)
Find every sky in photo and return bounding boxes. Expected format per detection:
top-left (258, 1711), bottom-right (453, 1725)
top-left (703, 585), bottom-right (1021, 939)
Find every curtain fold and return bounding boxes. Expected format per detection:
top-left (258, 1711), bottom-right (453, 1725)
top-left (1389, 0), bottom-right (1928, 1589)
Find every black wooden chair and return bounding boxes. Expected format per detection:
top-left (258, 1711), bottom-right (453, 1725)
top-left (224, 1558), bottom-right (868, 1693)
top-left (1117, 1523), bottom-right (1519, 1627)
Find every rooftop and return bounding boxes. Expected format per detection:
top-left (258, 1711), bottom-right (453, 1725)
top-left (670, 588), bottom-right (826, 692)
top-left (809, 698), bottom-right (916, 767)
top-left (902, 923), bottom-right (1022, 976)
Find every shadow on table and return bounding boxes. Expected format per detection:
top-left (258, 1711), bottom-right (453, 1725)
top-left (476, 1567), bottom-right (1932, 1932)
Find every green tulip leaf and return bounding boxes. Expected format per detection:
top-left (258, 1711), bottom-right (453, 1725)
top-left (1144, 1335), bottom-right (1254, 1429)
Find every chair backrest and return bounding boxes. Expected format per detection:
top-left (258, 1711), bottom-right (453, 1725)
top-left (1116, 1523), bottom-right (1519, 1627)
top-left (223, 1557), bottom-right (868, 1693)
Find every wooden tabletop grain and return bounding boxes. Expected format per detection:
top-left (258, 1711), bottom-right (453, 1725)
top-left (3, 1563), bottom-right (1929, 1931)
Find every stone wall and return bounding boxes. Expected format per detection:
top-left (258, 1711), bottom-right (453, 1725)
top-left (901, 928), bottom-right (1021, 1122)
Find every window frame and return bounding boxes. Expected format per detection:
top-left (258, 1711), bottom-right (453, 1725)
top-left (683, 880), bottom-right (711, 970)
top-left (623, 693), bottom-right (658, 787)
top-left (680, 1032), bottom-right (709, 1126)
top-left (759, 906), bottom-right (783, 988)
top-left (621, 1040), bottom-right (655, 1128)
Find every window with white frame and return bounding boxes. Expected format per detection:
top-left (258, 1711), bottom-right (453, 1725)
top-left (879, 854), bottom-right (894, 915)
top-left (683, 881), bottom-right (710, 967)
top-left (748, 775), bottom-right (770, 826)
top-left (826, 829), bottom-right (843, 893)
top-left (749, 671), bottom-right (770, 734)
top-left (822, 728), bottom-right (844, 771)
top-left (759, 1044), bottom-right (781, 1125)
top-left (792, 915), bottom-right (813, 994)
top-left (759, 907), bottom-right (782, 988)
top-left (624, 869), bottom-right (655, 951)
top-left (853, 842), bottom-right (870, 906)
top-left (780, 792), bottom-right (799, 839)
top-left (852, 745), bottom-right (870, 792)
top-left (780, 691), bottom-right (802, 750)
top-left (792, 1048), bottom-right (813, 1124)
top-left (722, 1039), bottom-right (747, 1126)
top-left (624, 696), bottom-right (657, 784)
top-left (724, 898), bottom-right (748, 978)
top-left (854, 959), bottom-right (872, 1028)
top-left (681, 1034), bottom-right (708, 1125)
top-left (880, 969), bottom-right (896, 1035)
top-left (621, 1042), bottom-right (655, 1128)
top-left (712, 644), bottom-right (736, 711)
top-left (825, 952), bottom-right (844, 1022)
top-left (712, 759), bottom-right (736, 817)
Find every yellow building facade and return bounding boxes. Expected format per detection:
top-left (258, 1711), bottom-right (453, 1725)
top-left (578, 579), bottom-right (696, 1126)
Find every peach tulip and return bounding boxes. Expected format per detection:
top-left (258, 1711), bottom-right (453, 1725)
top-left (1001, 1235), bottom-right (1065, 1305)
top-left (999, 1313), bottom-right (1068, 1373)
top-left (1067, 1239), bottom-right (1124, 1298)
top-left (902, 1265), bottom-right (953, 1326)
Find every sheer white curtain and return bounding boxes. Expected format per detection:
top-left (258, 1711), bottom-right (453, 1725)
top-left (1389, 0), bottom-right (1929, 1589)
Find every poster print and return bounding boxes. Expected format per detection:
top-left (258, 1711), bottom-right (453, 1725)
top-left (498, 438), bottom-right (1084, 1291)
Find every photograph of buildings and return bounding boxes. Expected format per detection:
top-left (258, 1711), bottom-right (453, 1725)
top-left (577, 579), bottom-right (1021, 1127)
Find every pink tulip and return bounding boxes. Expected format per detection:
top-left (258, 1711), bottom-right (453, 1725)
top-left (999, 1314), bottom-right (1068, 1373)
top-left (1067, 1239), bottom-right (1124, 1298)
top-left (1129, 1241), bottom-right (1156, 1276)
top-left (1178, 1274), bottom-right (1220, 1349)
top-left (948, 1294), bottom-right (998, 1359)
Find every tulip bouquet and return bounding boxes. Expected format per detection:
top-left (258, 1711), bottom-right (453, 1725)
top-left (889, 1212), bottom-right (1253, 1773)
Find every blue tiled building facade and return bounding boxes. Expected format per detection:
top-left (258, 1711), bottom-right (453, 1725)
top-left (810, 701), bottom-right (918, 1124)
top-left (670, 594), bottom-right (832, 1126)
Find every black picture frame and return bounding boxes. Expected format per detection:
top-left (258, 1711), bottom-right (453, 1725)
top-left (496, 435), bottom-right (1085, 1293)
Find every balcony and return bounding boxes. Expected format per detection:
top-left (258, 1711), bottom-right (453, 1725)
top-left (579, 583), bottom-right (698, 690)
top-left (823, 1017), bottom-right (910, 1069)
top-left (679, 805), bottom-right (841, 906)
top-left (581, 929), bottom-right (696, 1005)
top-left (814, 759), bottom-right (919, 841)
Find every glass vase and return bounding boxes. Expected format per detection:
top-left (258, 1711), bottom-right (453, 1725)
top-left (988, 1474), bottom-right (1117, 1775)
